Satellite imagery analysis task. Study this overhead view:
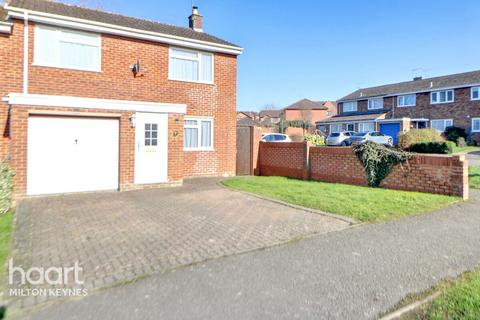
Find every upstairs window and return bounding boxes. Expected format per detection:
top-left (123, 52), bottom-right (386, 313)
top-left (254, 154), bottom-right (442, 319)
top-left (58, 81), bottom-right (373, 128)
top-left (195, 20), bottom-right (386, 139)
top-left (169, 48), bottom-right (213, 83)
top-left (397, 94), bottom-right (416, 107)
top-left (368, 98), bottom-right (384, 110)
top-left (431, 90), bottom-right (454, 104)
top-left (34, 25), bottom-right (101, 71)
top-left (342, 101), bottom-right (357, 112)
top-left (184, 118), bottom-right (213, 150)
top-left (471, 87), bottom-right (480, 101)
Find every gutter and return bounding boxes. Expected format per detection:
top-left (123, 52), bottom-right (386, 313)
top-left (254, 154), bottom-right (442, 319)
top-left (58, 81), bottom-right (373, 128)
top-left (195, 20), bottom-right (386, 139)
top-left (0, 21), bottom-right (13, 33)
top-left (4, 4), bottom-right (244, 55)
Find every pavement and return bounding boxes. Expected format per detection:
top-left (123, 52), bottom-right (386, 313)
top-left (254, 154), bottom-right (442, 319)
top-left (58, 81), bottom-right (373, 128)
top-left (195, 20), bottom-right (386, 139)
top-left (466, 150), bottom-right (480, 166)
top-left (17, 190), bottom-right (480, 320)
top-left (7, 178), bottom-right (350, 309)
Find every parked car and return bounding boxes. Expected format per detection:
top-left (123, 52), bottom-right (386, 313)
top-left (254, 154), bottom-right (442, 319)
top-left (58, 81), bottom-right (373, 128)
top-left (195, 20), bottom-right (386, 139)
top-left (326, 131), bottom-right (355, 146)
top-left (349, 131), bottom-right (394, 147)
top-left (261, 133), bottom-right (292, 142)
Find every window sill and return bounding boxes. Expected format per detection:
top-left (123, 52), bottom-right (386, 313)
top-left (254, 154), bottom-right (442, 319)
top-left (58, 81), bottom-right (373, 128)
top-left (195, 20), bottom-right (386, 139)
top-left (367, 107), bottom-right (383, 110)
top-left (471, 98), bottom-right (480, 101)
top-left (168, 78), bottom-right (214, 85)
top-left (430, 101), bottom-right (454, 105)
top-left (397, 105), bottom-right (416, 108)
top-left (184, 148), bottom-right (214, 152)
top-left (32, 63), bottom-right (102, 73)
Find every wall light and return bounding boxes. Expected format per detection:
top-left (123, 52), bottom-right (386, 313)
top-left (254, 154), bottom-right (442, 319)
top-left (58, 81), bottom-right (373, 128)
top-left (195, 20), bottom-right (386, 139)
top-left (130, 113), bottom-right (137, 128)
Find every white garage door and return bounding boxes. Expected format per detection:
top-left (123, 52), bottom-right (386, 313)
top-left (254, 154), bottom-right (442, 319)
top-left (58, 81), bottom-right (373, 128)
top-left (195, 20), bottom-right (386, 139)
top-left (27, 116), bottom-right (119, 195)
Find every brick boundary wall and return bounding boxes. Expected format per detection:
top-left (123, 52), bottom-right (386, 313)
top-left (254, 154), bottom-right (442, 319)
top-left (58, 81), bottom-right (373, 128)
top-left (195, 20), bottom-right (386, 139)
top-left (258, 142), bottom-right (309, 179)
top-left (258, 144), bottom-right (469, 199)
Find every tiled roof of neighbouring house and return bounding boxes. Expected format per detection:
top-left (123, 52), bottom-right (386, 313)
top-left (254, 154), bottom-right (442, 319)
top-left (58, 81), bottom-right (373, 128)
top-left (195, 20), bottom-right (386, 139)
top-left (284, 98), bottom-right (334, 110)
top-left (237, 117), bottom-right (262, 127)
top-left (6, 0), bottom-right (240, 48)
top-left (338, 70), bottom-right (480, 101)
top-left (0, 7), bottom-right (7, 21)
top-left (259, 109), bottom-right (283, 118)
top-left (316, 112), bottom-right (387, 124)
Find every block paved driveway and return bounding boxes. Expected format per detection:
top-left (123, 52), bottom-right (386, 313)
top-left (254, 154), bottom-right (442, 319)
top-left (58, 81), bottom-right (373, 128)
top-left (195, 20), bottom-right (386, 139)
top-left (8, 178), bottom-right (351, 309)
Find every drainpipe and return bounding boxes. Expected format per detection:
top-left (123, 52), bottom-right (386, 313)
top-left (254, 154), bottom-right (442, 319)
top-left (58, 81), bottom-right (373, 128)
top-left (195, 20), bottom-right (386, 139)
top-left (391, 96), bottom-right (395, 119)
top-left (23, 12), bottom-right (29, 94)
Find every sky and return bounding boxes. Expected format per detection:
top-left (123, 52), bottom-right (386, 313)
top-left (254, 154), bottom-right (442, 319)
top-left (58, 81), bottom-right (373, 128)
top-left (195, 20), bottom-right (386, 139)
top-left (58, 0), bottom-right (480, 111)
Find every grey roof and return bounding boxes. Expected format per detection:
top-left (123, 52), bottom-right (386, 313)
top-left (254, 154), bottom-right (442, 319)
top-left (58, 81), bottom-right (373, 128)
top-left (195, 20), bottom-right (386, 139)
top-left (284, 99), bottom-right (329, 111)
top-left (259, 109), bottom-right (283, 118)
top-left (237, 117), bottom-right (262, 127)
top-left (316, 112), bottom-right (387, 124)
top-left (7, 0), bottom-right (240, 48)
top-left (339, 70), bottom-right (480, 101)
top-left (0, 7), bottom-right (7, 22)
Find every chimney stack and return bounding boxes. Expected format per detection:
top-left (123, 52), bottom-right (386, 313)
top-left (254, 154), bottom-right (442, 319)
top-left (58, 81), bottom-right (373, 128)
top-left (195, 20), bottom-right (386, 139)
top-left (413, 76), bottom-right (423, 81)
top-left (189, 6), bottom-right (203, 32)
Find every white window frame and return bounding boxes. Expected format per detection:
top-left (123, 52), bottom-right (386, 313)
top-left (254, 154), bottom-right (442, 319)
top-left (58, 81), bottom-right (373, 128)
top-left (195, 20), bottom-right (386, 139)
top-left (472, 118), bottom-right (480, 133)
top-left (471, 87), bottom-right (480, 101)
top-left (184, 117), bottom-right (214, 151)
top-left (397, 94), bottom-right (416, 107)
top-left (368, 97), bottom-right (384, 110)
top-left (342, 101), bottom-right (357, 112)
top-left (330, 123), bottom-right (342, 133)
top-left (431, 119), bottom-right (453, 132)
top-left (358, 122), bottom-right (375, 133)
top-left (430, 90), bottom-right (454, 104)
top-left (34, 25), bottom-right (101, 72)
top-left (169, 47), bottom-right (214, 84)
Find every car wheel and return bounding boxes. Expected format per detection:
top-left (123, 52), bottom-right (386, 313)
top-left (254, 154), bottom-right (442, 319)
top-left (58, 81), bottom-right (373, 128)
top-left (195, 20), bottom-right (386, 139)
top-left (341, 141), bottom-right (347, 146)
top-left (387, 138), bottom-right (393, 147)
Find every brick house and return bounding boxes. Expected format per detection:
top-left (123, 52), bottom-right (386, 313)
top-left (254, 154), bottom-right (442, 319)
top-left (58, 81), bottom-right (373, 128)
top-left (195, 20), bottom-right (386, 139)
top-left (258, 109), bottom-right (283, 125)
top-left (283, 98), bottom-right (336, 135)
top-left (0, 0), bottom-right (242, 198)
top-left (316, 71), bottom-right (480, 144)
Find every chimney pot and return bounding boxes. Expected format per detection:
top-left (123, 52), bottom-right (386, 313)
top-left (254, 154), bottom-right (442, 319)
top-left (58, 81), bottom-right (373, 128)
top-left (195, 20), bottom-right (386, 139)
top-left (413, 76), bottom-right (423, 81)
top-left (189, 6), bottom-right (203, 32)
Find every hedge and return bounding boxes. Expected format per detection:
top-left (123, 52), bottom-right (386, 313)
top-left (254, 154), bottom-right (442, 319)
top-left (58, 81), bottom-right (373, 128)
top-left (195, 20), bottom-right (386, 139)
top-left (406, 141), bottom-right (455, 154)
top-left (398, 129), bottom-right (444, 149)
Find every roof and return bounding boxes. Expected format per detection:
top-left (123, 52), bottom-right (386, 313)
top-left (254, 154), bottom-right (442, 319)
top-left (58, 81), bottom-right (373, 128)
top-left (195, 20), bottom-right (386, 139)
top-left (284, 99), bottom-right (330, 111)
top-left (316, 110), bottom-right (387, 124)
top-left (338, 70), bottom-right (480, 101)
top-left (6, 0), bottom-right (240, 48)
top-left (0, 7), bottom-right (7, 22)
top-left (237, 117), bottom-right (262, 127)
top-left (237, 111), bottom-right (258, 118)
top-left (259, 109), bottom-right (283, 118)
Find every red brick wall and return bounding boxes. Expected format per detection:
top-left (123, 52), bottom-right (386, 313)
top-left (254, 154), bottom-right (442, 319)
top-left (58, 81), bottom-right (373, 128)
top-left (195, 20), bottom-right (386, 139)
top-left (258, 144), bottom-right (469, 199)
top-left (257, 142), bottom-right (309, 179)
top-left (0, 19), bottom-right (238, 195)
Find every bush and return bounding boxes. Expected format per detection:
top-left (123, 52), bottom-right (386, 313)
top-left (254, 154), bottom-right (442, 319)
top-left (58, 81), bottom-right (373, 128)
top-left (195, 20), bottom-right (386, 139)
top-left (304, 133), bottom-right (325, 146)
top-left (444, 126), bottom-right (467, 143)
top-left (457, 137), bottom-right (467, 147)
top-left (398, 129), bottom-right (444, 149)
top-left (407, 141), bottom-right (455, 154)
top-left (0, 159), bottom-right (14, 215)
top-left (354, 141), bottom-right (411, 187)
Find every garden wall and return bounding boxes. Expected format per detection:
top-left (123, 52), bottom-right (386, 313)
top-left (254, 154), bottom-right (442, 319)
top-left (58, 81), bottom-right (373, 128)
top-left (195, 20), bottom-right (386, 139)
top-left (257, 143), bottom-right (469, 199)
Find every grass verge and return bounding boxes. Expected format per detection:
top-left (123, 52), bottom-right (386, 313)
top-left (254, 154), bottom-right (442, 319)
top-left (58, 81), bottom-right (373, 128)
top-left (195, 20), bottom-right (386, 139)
top-left (222, 176), bottom-right (460, 222)
top-left (397, 268), bottom-right (480, 320)
top-left (469, 166), bottom-right (480, 189)
top-left (453, 146), bottom-right (480, 154)
top-left (0, 212), bottom-right (13, 305)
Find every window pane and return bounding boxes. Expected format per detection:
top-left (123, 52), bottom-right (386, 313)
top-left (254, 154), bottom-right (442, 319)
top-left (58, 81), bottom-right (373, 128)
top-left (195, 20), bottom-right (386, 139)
top-left (185, 120), bottom-right (197, 126)
top-left (145, 124), bottom-right (150, 130)
top-left (447, 90), bottom-right (453, 101)
top-left (201, 121), bottom-right (212, 147)
top-left (36, 27), bottom-right (57, 65)
top-left (145, 139), bottom-right (150, 146)
top-left (151, 139), bottom-right (157, 146)
top-left (473, 88), bottom-right (479, 99)
top-left (405, 94), bottom-right (415, 105)
top-left (145, 131), bottom-right (150, 138)
top-left (439, 91), bottom-right (446, 102)
top-left (171, 48), bottom-right (198, 59)
top-left (474, 119), bottom-right (480, 131)
top-left (200, 54), bottom-right (213, 82)
top-left (169, 57), bottom-right (199, 81)
top-left (60, 29), bottom-right (99, 45)
top-left (184, 127), bottom-right (198, 148)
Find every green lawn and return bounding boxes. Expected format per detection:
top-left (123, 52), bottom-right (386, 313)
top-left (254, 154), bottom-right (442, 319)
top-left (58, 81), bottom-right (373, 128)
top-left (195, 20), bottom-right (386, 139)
top-left (453, 146), bottom-right (480, 154)
top-left (222, 177), bottom-right (459, 222)
top-left (0, 212), bottom-right (13, 298)
top-left (470, 166), bottom-right (480, 189)
top-left (399, 268), bottom-right (480, 320)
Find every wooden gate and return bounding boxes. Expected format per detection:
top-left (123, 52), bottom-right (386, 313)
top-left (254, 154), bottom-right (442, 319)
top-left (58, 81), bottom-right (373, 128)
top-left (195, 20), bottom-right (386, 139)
top-left (236, 126), bottom-right (253, 175)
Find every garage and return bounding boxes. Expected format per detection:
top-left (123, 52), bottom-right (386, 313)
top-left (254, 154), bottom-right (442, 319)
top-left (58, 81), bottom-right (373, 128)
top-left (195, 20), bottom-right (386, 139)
top-left (27, 116), bottom-right (120, 195)
top-left (379, 122), bottom-right (401, 145)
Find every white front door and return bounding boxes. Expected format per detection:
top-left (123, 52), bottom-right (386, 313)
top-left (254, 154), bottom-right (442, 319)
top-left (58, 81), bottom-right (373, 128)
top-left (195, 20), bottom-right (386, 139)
top-left (134, 113), bottom-right (168, 184)
top-left (27, 116), bottom-right (119, 195)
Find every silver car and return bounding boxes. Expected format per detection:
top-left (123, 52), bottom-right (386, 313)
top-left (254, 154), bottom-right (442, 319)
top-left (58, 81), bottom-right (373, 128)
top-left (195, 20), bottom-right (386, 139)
top-left (349, 131), bottom-right (394, 147)
top-left (326, 131), bottom-right (355, 146)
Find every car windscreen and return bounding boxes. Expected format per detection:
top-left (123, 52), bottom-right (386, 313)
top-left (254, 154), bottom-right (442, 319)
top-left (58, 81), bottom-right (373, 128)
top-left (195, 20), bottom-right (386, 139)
top-left (329, 133), bottom-right (340, 137)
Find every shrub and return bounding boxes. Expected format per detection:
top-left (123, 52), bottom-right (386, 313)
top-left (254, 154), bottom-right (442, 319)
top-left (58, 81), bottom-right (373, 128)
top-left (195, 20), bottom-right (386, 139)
top-left (0, 159), bottom-right (14, 215)
top-left (457, 137), bottom-right (467, 147)
top-left (443, 126), bottom-right (467, 143)
top-left (354, 141), bottom-right (411, 187)
top-left (398, 129), bottom-right (444, 149)
top-left (407, 141), bottom-right (455, 154)
top-left (304, 133), bottom-right (325, 146)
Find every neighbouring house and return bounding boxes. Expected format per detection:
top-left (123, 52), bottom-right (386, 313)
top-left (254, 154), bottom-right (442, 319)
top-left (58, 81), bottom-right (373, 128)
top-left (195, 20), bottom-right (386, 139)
top-left (283, 98), bottom-right (336, 135)
top-left (0, 0), bottom-right (242, 198)
top-left (316, 70), bottom-right (480, 144)
top-left (237, 111), bottom-right (259, 122)
top-left (259, 109), bottom-right (283, 125)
